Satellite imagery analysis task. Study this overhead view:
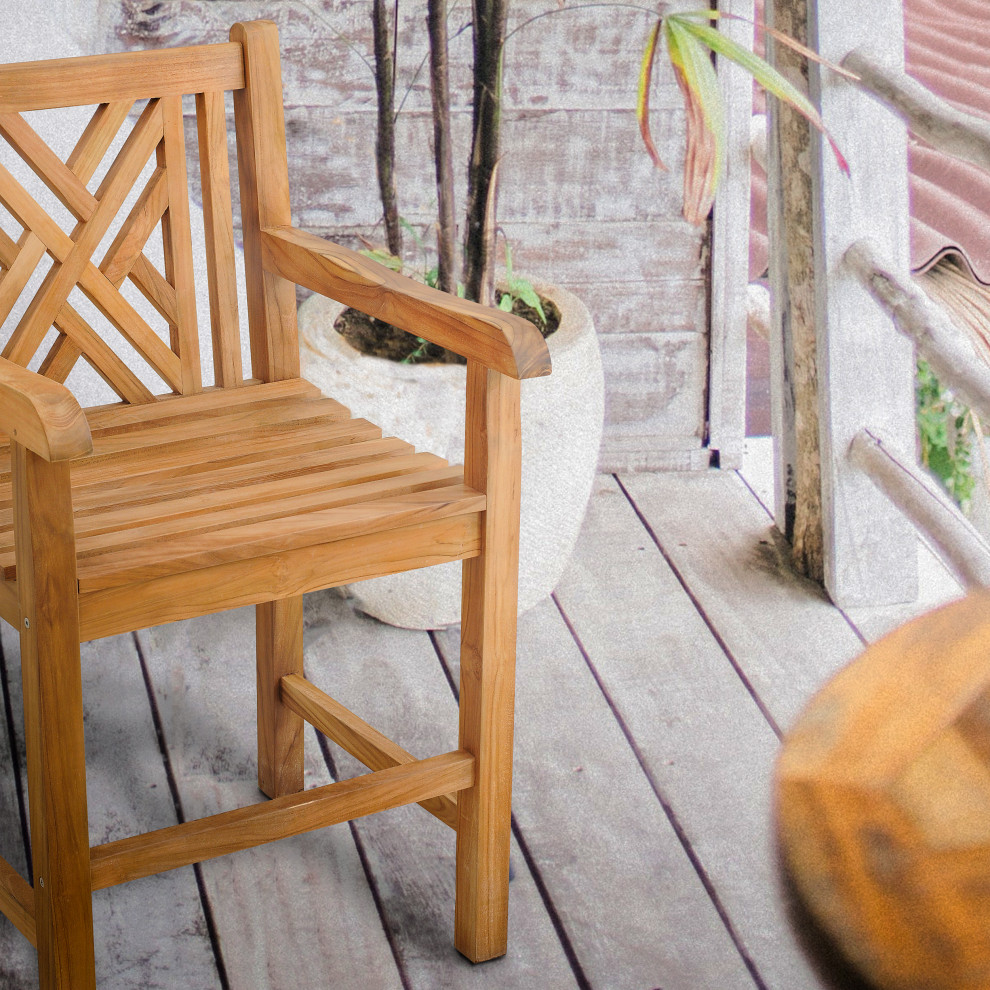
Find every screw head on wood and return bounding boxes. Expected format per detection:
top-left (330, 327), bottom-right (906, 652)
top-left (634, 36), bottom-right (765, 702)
top-left (23, 618), bottom-right (29, 628)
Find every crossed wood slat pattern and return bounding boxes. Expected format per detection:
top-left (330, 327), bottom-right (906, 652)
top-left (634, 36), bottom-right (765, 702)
top-left (0, 90), bottom-right (239, 401)
top-left (0, 380), bottom-right (484, 597)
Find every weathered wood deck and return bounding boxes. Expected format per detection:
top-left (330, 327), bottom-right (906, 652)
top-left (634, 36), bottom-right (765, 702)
top-left (0, 440), bottom-right (962, 989)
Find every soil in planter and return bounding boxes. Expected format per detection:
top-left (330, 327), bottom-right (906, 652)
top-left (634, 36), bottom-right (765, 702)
top-left (334, 291), bottom-right (561, 364)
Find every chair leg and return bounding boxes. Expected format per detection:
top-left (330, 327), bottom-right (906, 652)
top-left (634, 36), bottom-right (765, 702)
top-left (14, 449), bottom-right (95, 989)
top-left (455, 364), bottom-right (521, 963)
top-left (256, 596), bottom-right (305, 798)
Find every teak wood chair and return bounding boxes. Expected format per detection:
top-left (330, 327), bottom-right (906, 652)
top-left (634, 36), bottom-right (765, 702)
top-left (0, 20), bottom-right (550, 988)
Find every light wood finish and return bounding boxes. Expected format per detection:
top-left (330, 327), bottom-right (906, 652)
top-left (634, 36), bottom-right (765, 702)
top-left (78, 514), bottom-right (481, 642)
top-left (280, 673), bottom-right (458, 828)
top-left (262, 225), bottom-right (551, 381)
top-left (0, 44), bottom-right (244, 113)
top-left (0, 358), bottom-right (91, 461)
top-left (159, 95), bottom-right (202, 393)
top-left (231, 20), bottom-right (299, 383)
top-left (14, 447), bottom-right (95, 988)
top-left (196, 89), bottom-right (243, 386)
top-left (0, 20), bottom-right (537, 985)
top-left (776, 590), bottom-right (990, 990)
top-left (0, 852), bottom-right (35, 946)
top-left (455, 362), bottom-right (522, 962)
top-left (256, 597), bottom-right (305, 799)
top-left (91, 750), bottom-right (475, 891)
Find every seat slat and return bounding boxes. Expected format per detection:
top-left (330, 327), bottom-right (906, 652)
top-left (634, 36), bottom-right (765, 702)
top-left (69, 437), bottom-right (412, 515)
top-left (77, 514), bottom-right (482, 642)
top-left (76, 484), bottom-right (484, 591)
top-left (80, 378), bottom-right (320, 431)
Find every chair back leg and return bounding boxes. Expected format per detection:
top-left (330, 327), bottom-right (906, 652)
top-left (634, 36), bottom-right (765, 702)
top-left (455, 364), bottom-right (521, 963)
top-left (256, 596), bottom-right (305, 798)
top-left (14, 448), bottom-right (96, 989)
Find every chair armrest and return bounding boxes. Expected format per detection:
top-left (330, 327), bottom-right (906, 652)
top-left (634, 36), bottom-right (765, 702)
top-left (260, 225), bottom-right (552, 381)
top-left (0, 357), bottom-right (92, 461)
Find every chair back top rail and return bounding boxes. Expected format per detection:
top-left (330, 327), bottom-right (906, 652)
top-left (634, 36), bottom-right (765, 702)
top-left (0, 43), bottom-right (245, 114)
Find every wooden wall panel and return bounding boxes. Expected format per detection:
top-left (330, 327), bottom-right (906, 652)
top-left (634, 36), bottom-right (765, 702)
top-left (108, 0), bottom-right (713, 471)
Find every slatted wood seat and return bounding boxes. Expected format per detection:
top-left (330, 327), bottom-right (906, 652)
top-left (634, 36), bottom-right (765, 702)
top-left (0, 20), bottom-right (550, 989)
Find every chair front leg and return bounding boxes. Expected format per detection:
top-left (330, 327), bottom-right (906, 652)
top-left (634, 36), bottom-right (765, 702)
top-left (256, 596), bottom-right (305, 798)
top-left (13, 445), bottom-right (95, 990)
top-left (455, 362), bottom-right (521, 963)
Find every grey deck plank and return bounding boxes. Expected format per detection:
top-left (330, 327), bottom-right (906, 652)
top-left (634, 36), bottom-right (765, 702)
top-left (434, 596), bottom-right (758, 990)
top-left (0, 634), bottom-right (36, 988)
top-left (554, 475), bottom-right (854, 990)
top-left (138, 608), bottom-right (404, 990)
top-left (618, 469), bottom-right (865, 732)
top-left (302, 594), bottom-right (578, 990)
top-left (0, 626), bottom-right (220, 989)
top-left (739, 436), bottom-right (964, 646)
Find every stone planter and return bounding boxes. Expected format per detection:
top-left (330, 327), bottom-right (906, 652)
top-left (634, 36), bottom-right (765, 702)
top-left (297, 281), bottom-right (604, 629)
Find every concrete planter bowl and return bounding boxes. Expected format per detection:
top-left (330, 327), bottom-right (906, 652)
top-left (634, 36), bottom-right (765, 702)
top-left (297, 281), bottom-right (604, 629)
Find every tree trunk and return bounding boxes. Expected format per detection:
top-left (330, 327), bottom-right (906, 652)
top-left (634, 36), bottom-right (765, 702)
top-left (462, 0), bottom-right (507, 306)
top-left (427, 0), bottom-right (457, 294)
top-left (372, 0), bottom-right (402, 258)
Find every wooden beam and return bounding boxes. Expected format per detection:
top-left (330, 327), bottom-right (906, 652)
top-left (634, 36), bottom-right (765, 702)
top-left (768, 0), bottom-right (917, 606)
top-left (846, 239), bottom-right (990, 424)
top-left (90, 750), bottom-right (474, 890)
top-left (843, 50), bottom-right (990, 172)
top-left (850, 428), bottom-right (990, 589)
top-left (280, 673), bottom-right (458, 828)
top-left (707, 0), bottom-right (755, 470)
top-left (0, 853), bottom-right (35, 946)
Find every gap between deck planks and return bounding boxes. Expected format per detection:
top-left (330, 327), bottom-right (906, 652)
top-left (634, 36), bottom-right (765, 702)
top-left (0, 626), bottom-right (220, 989)
top-left (557, 473), bottom-right (873, 990)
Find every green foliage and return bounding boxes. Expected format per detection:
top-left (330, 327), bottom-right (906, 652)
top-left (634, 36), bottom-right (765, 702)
top-left (916, 360), bottom-right (976, 511)
top-left (497, 242), bottom-right (546, 324)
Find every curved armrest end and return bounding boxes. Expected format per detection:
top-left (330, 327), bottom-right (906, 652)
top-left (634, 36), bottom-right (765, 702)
top-left (262, 226), bottom-right (552, 380)
top-left (0, 358), bottom-right (92, 461)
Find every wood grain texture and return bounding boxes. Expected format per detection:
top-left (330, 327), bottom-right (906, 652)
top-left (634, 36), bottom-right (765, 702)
top-left (0, 359), bottom-right (91, 461)
top-left (139, 608), bottom-right (404, 988)
top-left (159, 95), bottom-right (202, 394)
top-left (262, 225), bottom-right (551, 380)
top-left (777, 590), bottom-right (990, 990)
top-left (0, 853), bottom-right (35, 946)
top-left (455, 363), bottom-right (522, 962)
top-left (78, 514), bottom-right (481, 642)
top-left (13, 447), bottom-right (95, 989)
top-left (280, 673), bottom-right (458, 828)
top-left (256, 596), bottom-right (304, 799)
top-left (231, 19), bottom-right (299, 383)
top-left (195, 89), bottom-right (242, 387)
top-left (301, 594), bottom-right (578, 988)
top-left (91, 750), bottom-right (474, 891)
top-left (804, 0), bottom-right (917, 606)
top-left (0, 44), bottom-right (244, 113)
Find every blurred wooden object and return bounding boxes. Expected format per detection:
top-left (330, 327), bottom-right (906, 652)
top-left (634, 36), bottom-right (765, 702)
top-left (0, 21), bottom-right (549, 989)
top-left (776, 590), bottom-right (990, 990)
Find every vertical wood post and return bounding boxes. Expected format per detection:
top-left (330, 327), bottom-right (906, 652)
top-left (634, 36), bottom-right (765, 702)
top-left (767, 0), bottom-right (916, 605)
top-left (231, 19), bottom-right (300, 383)
top-left (455, 360), bottom-right (521, 963)
top-left (256, 596), bottom-right (305, 799)
top-left (708, 0), bottom-right (755, 470)
top-left (13, 446), bottom-right (95, 989)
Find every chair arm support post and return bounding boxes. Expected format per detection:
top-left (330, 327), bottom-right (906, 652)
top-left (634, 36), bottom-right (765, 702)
top-left (0, 357), bottom-right (91, 461)
top-left (259, 225), bottom-right (551, 381)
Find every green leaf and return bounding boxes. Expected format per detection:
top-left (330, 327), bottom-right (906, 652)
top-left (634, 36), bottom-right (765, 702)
top-left (637, 19), bottom-right (667, 171)
top-left (498, 295), bottom-right (514, 312)
top-left (358, 247), bottom-right (403, 272)
top-left (669, 14), bottom-right (849, 175)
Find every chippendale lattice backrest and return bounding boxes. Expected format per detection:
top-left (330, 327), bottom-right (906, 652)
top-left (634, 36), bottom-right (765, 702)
top-left (0, 20), bottom-right (298, 405)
